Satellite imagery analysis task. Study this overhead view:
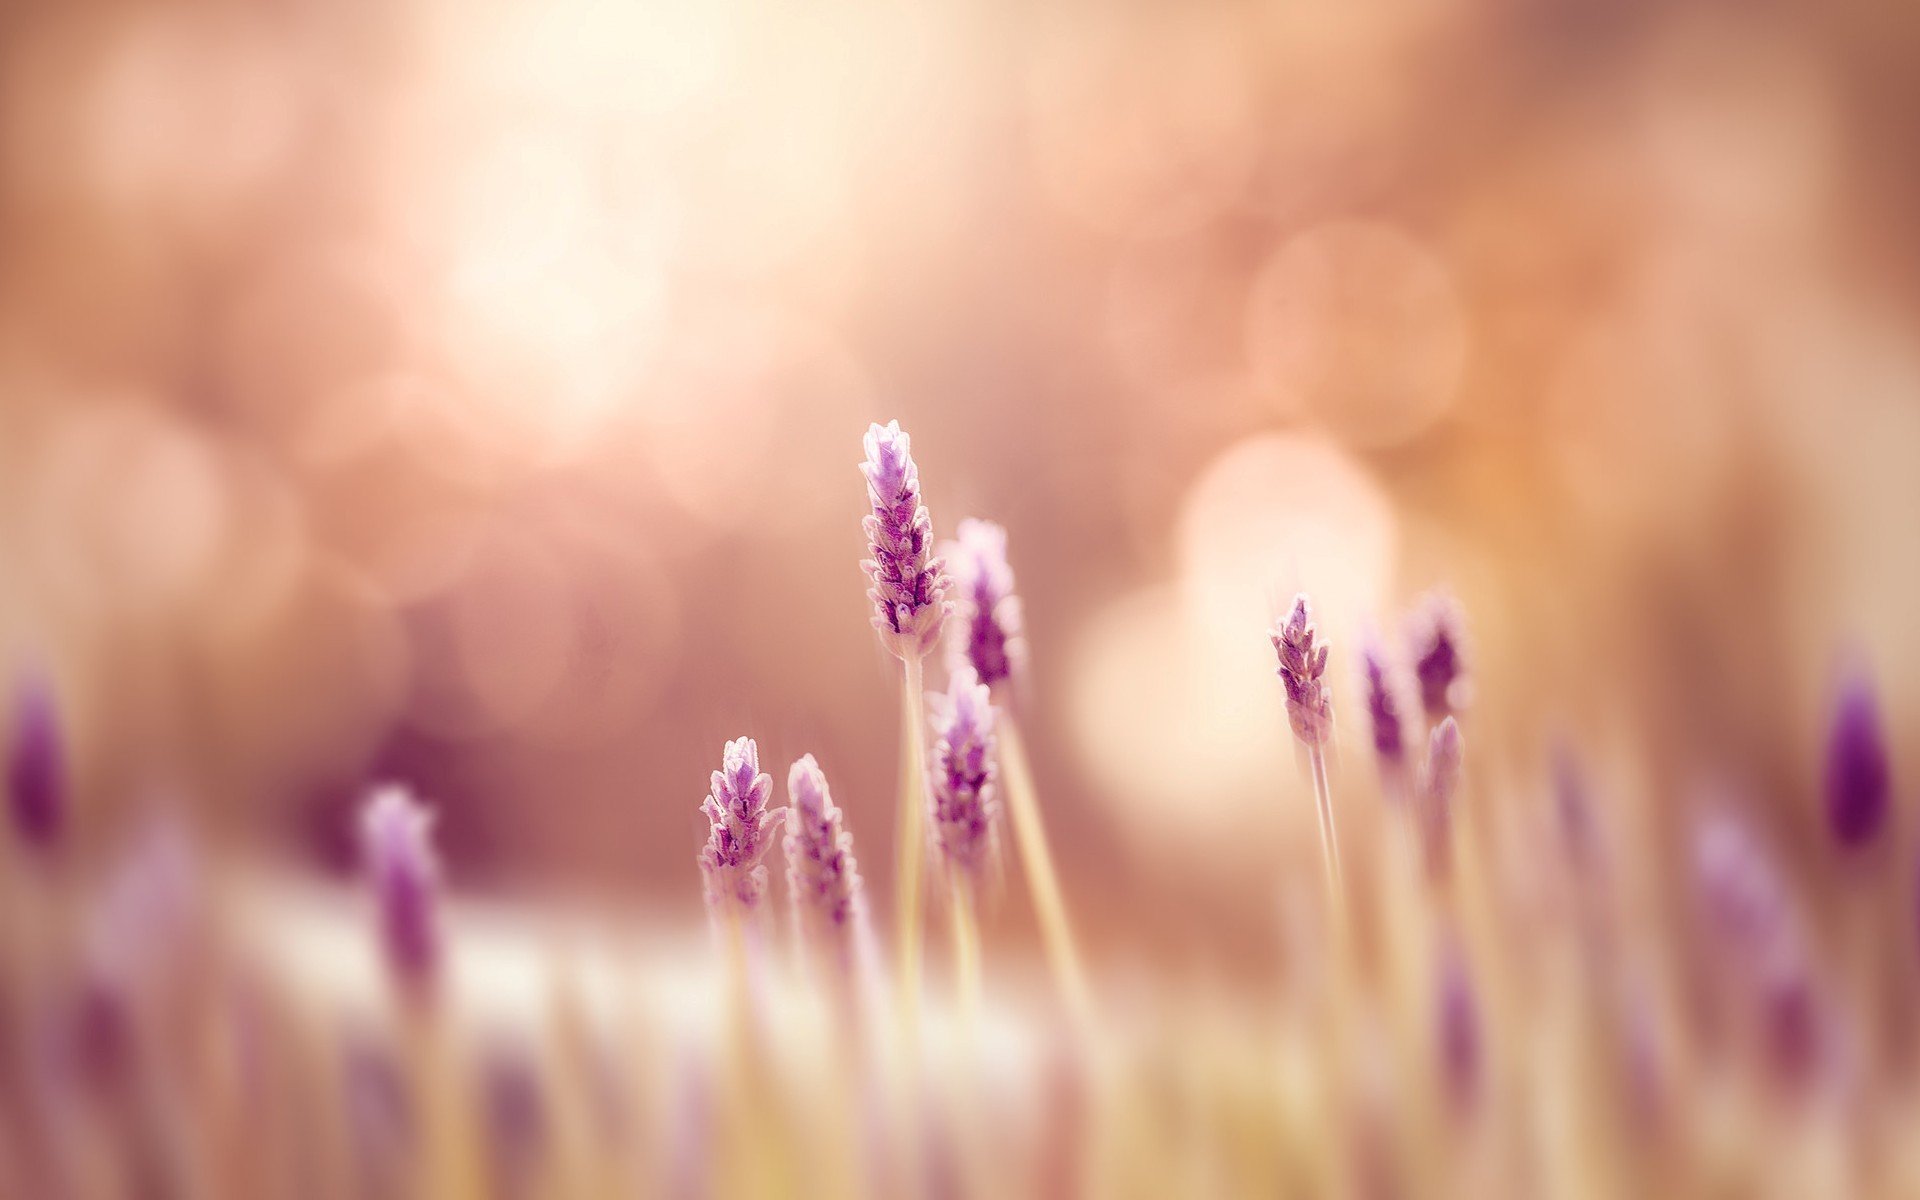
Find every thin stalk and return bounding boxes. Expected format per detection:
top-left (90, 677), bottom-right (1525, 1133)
top-left (895, 656), bottom-right (929, 1023)
top-left (950, 875), bottom-right (981, 1029)
top-left (1308, 743), bottom-right (1344, 902)
top-left (1000, 716), bottom-right (1093, 1028)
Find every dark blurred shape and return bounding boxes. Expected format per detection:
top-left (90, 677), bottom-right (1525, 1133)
top-left (7, 669), bottom-right (66, 852)
top-left (1824, 668), bottom-right (1890, 849)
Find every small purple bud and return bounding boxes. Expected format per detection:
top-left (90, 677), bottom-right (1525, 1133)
top-left (8, 671), bottom-right (66, 851)
top-left (1823, 671), bottom-right (1890, 850)
top-left (1357, 636), bottom-right (1406, 770)
top-left (698, 738), bottom-right (783, 916)
top-left (860, 421), bottom-right (952, 662)
top-left (928, 668), bottom-right (1000, 880)
top-left (943, 519), bottom-right (1025, 693)
top-left (1407, 592), bottom-right (1469, 720)
top-left (1271, 594), bottom-right (1333, 748)
top-left (360, 786), bottom-right (442, 993)
top-left (1419, 718), bottom-right (1463, 880)
top-left (784, 755), bottom-right (866, 957)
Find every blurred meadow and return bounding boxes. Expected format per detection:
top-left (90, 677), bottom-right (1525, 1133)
top-left (4, 0), bottom-right (1920, 1195)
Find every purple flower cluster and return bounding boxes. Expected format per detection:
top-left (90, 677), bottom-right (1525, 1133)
top-left (928, 668), bottom-right (1000, 879)
top-left (8, 671), bottom-right (66, 852)
top-left (1358, 637), bottom-right (1406, 769)
top-left (360, 786), bottom-right (442, 991)
top-left (1271, 595), bottom-right (1333, 748)
top-left (1824, 671), bottom-right (1889, 850)
top-left (699, 738), bottom-right (784, 916)
top-left (860, 421), bottom-right (951, 662)
top-left (784, 755), bottom-right (864, 948)
top-left (1408, 592), bottom-right (1469, 720)
top-left (944, 518), bottom-right (1025, 692)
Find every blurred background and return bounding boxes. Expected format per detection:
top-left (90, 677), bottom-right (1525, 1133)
top-left (1, 0), bottom-right (1917, 981)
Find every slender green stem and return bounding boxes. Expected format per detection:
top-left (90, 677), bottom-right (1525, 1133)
top-left (1001, 715), bottom-right (1094, 1029)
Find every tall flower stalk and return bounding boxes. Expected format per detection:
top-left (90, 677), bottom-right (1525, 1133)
top-left (928, 668), bottom-right (1000, 1017)
top-left (860, 421), bottom-right (951, 1013)
top-left (1273, 594), bottom-right (1341, 896)
top-left (945, 519), bottom-right (1091, 1025)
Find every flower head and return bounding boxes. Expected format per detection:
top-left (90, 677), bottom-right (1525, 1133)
top-left (699, 738), bottom-right (783, 916)
top-left (928, 668), bottom-right (1000, 880)
top-left (944, 518), bottom-right (1025, 693)
top-left (1271, 594), bottom-right (1333, 748)
top-left (1824, 670), bottom-right (1889, 850)
top-left (1408, 592), bottom-right (1469, 720)
top-left (360, 786), bottom-right (442, 991)
top-left (784, 755), bottom-right (865, 955)
top-left (860, 421), bottom-right (951, 661)
top-left (1358, 636), bottom-right (1406, 770)
top-left (8, 669), bottom-right (67, 852)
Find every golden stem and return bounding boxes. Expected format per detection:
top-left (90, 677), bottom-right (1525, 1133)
top-left (951, 874), bottom-right (982, 1029)
top-left (1000, 715), bottom-right (1094, 1029)
top-left (1308, 743), bottom-right (1344, 904)
top-left (895, 656), bottom-right (928, 1030)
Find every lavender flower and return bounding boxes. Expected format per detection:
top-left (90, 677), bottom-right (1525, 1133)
top-left (928, 668), bottom-right (1000, 880)
top-left (1271, 594), bottom-right (1333, 748)
top-left (1824, 670), bottom-right (1889, 850)
top-left (8, 670), bottom-right (66, 851)
top-left (784, 755), bottom-right (865, 953)
top-left (1408, 592), bottom-right (1469, 720)
top-left (944, 518), bottom-right (1025, 692)
top-left (1419, 717), bottom-right (1463, 878)
top-left (860, 421), bottom-right (951, 662)
top-left (699, 738), bottom-right (783, 916)
top-left (1358, 636), bottom-right (1406, 770)
top-left (360, 786), bottom-right (442, 992)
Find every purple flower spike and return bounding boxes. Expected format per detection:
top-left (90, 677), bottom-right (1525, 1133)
top-left (784, 755), bottom-right (865, 953)
top-left (1420, 718), bottom-right (1464, 879)
top-left (1408, 592), bottom-right (1469, 720)
top-left (699, 738), bottom-right (783, 916)
top-left (944, 518), bottom-right (1025, 693)
top-left (1271, 595), bottom-right (1333, 748)
top-left (1824, 671), bottom-right (1890, 850)
top-left (928, 668), bottom-right (1000, 880)
top-left (8, 671), bottom-right (67, 851)
top-left (860, 421), bottom-right (951, 662)
top-left (1358, 637), bottom-right (1406, 770)
top-left (360, 787), bottom-right (442, 992)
